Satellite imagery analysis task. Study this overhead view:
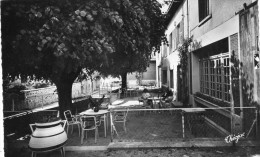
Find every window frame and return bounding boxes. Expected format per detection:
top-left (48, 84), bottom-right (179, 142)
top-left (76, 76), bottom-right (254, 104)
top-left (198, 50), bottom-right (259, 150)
top-left (199, 53), bottom-right (230, 102)
top-left (198, 0), bottom-right (212, 27)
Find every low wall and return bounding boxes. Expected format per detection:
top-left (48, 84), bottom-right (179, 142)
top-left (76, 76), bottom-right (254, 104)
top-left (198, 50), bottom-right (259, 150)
top-left (4, 80), bottom-right (98, 111)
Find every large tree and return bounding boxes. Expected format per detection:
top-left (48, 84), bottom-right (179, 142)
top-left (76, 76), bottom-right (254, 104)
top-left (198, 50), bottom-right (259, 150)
top-left (96, 0), bottom-right (167, 89)
top-left (2, 0), bottom-right (166, 118)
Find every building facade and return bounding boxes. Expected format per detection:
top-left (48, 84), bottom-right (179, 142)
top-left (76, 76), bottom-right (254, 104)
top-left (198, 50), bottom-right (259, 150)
top-left (156, 0), bottom-right (188, 101)
top-left (158, 0), bottom-right (259, 135)
top-left (127, 54), bottom-right (157, 88)
top-left (189, 0), bottom-right (259, 134)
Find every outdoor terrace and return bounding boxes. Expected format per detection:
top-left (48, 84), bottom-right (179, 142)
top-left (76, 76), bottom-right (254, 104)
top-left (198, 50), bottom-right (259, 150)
top-left (4, 89), bottom-right (260, 157)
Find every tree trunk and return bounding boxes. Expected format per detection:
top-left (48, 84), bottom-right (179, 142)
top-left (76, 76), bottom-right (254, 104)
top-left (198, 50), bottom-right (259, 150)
top-left (20, 74), bottom-right (27, 83)
top-left (56, 80), bottom-right (73, 119)
top-left (121, 72), bottom-right (127, 90)
top-left (53, 68), bottom-right (80, 119)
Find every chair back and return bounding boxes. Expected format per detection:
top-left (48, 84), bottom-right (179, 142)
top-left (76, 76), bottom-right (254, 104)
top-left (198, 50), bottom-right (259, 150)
top-left (114, 108), bottom-right (129, 121)
top-left (64, 110), bottom-right (73, 122)
top-left (29, 124), bottom-right (36, 133)
top-left (80, 116), bottom-right (100, 129)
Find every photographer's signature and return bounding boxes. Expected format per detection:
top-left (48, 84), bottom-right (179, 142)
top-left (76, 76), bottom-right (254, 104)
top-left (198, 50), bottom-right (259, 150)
top-left (225, 132), bottom-right (245, 143)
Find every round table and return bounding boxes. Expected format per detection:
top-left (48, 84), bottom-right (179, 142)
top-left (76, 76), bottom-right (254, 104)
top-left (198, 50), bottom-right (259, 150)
top-left (79, 109), bottom-right (110, 137)
top-left (79, 109), bottom-right (109, 116)
top-left (148, 97), bottom-right (162, 109)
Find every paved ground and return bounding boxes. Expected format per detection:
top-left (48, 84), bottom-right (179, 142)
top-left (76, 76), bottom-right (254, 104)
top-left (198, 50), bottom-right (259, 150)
top-left (5, 146), bottom-right (260, 157)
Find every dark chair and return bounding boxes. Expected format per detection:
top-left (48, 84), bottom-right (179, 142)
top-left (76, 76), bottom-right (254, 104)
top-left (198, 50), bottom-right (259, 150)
top-left (63, 110), bottom-right (81, 136)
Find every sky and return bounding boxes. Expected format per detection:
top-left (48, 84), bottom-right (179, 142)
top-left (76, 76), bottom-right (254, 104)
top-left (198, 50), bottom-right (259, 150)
top-left (157, 0), bottom-right (171, 13)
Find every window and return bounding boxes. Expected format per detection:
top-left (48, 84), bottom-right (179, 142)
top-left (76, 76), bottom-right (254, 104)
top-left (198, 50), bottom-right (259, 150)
top-left (172, 29), bottom-right (176, 53)
top-left (223, 58), bottom-right (230, 101)
top-left (170, 24), bottom-right (180, 54)
top-left (169, 33), bottom-right (173, 53)
top-left (200, 60), bottom-right (209, 95)
top-left (176, 24), bottom-right (180, 48)
top-left (170, 70), bottom-right (173, 88)
top-left (163, 43), bottom-right (167, 57)
top-left (200, 55), bottom-right (230, 102)
top-left (162, 70), bottom-right (167, 85)
top-left (198, 0), bottom-right (209, 22)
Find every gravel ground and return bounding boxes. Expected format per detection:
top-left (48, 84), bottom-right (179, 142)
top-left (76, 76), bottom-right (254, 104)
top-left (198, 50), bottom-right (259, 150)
top-left (5, 147), bottom-right (260, 157)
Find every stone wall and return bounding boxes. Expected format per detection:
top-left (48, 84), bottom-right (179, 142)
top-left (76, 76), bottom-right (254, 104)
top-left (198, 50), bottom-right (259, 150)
top-left (5, 80), bottom-right (97, 111)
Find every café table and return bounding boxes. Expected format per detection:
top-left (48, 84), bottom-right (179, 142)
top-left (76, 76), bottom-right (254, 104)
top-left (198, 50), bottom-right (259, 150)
top-left (148, 97), bottom-right (163, 109)
top-left (126, 88), bottom-right (139, 97)
top-left (79, 109), bottom-right (110, 137)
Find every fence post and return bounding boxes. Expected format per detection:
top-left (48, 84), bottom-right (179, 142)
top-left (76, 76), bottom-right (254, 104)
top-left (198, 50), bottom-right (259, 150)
top-left (256, 107), bottom-right (258, 138)
top-left (110, 111), bottom-right (113, 142)
top-left (182, 111), bottom-right (185, 138)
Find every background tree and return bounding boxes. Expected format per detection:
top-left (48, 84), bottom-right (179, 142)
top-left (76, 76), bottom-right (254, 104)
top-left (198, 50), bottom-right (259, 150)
top-left (2, 0), bottom-right (166, 118)
top-left (96, 0), bottom-right (167, 90)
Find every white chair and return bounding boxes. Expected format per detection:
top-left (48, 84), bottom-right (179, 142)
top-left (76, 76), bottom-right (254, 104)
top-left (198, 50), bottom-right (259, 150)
top-left (80, 116), bottom-right (101, 144)
top-left (112, 108), bottom-right (129, 132)
top-left (63, 110), bottom-right (81, 137)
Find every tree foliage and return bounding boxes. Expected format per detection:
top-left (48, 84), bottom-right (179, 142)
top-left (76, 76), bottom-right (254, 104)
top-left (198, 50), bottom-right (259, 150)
top-left (94, 0), bottom-right (167, 88)
top-left (2, 0), bottom-right (166, 116)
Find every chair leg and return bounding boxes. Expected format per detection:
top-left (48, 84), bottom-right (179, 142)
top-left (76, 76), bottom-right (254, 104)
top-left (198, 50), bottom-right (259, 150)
top-left (71, 125), bottom-right (74, 134)
top-left (124, 121), bottom-right (126, 133)
top-left (81, 130), bottom-right (84, 144)
top-left (95, 128), bottom-right (97, 143)
top-left (31, 152), bottom-right (36, 157)
top-left (60, 147), bottom-right (65, 157)
top-left (66, 125), bottom-right (69, 134)
top-left (78, 124), bottom-right (80, 137)
top-left (104, 117), bottom-right (106, 137)
top-left (106, 115), bottom-right (108, 134)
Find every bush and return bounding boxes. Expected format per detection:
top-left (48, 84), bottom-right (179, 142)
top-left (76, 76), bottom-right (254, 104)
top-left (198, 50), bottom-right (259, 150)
top-left (33, 83), bottom-right (49, 89)
top-left (140, 80), bottom-right (156, 87)
top-left (5, 84), bottom-right (27, 95)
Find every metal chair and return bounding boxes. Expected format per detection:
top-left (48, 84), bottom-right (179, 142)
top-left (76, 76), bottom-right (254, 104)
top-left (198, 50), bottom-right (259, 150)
top-left (121, 88), bottom-right (128, 98)
top-left (132, 87), bottom-right (139, 97)
top-left (112, 108), bottom-right (129, 132)
top-left (164, 96), bottom-right (174, 115)
top-left (80, 116), bottom-right (101, 144)
top-left (63, 110), bottom-right (81, 136)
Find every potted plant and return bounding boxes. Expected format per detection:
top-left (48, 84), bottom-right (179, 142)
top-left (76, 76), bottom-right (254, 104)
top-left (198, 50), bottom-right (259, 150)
top-left (88, 95), bottom-right (105, 112)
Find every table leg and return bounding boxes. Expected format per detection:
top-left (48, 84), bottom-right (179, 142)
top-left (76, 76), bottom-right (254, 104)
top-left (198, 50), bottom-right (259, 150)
top-left (31, 152), bottom-right (36, 157)
top-left (104, 114), bottom-right (106, 137)
top-left (60, 147), bottom-right (65, 157)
